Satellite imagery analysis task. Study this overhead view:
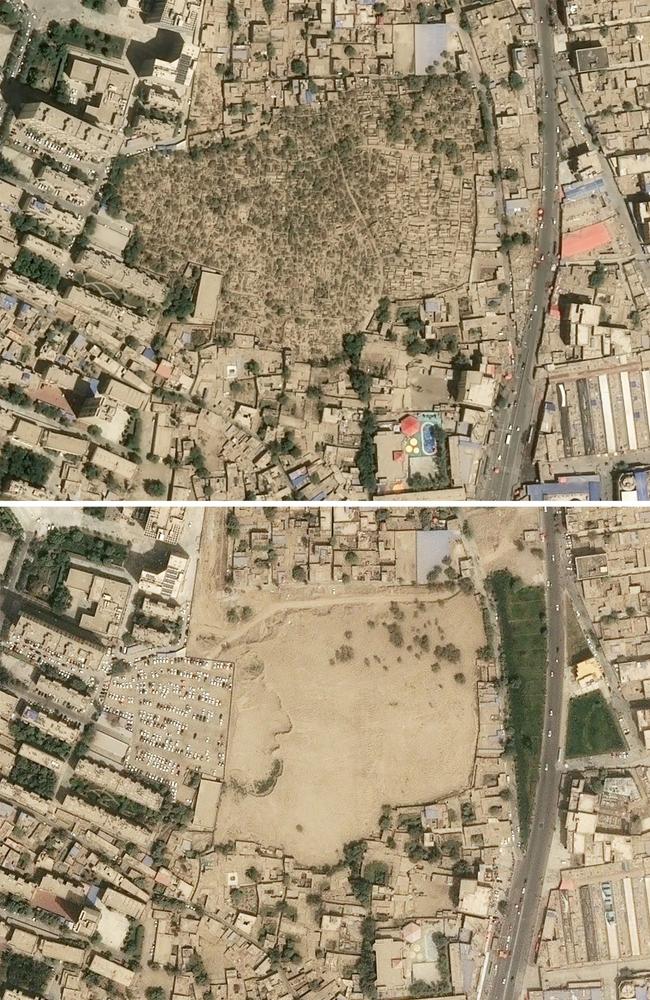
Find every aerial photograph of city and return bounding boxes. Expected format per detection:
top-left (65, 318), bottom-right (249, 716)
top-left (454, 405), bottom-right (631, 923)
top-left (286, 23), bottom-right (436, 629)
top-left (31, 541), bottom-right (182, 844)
top-left (1, 0), bottom-right (650, 997)
top-left (0, 0), bottom-right (646, 501)
top-left (0, 505), bottom-right (644, 1000)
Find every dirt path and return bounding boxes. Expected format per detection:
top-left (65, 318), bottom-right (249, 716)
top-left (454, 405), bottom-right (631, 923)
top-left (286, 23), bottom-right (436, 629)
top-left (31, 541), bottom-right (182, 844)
top-left (325, 109), bottom-right (385, 291)
top-left (191, 584), bottom-right (461, 652)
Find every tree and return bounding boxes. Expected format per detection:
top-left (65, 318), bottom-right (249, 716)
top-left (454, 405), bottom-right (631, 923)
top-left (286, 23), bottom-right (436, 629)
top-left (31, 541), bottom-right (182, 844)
top-left (0, 443), bottom-right (52, 490)
top-left (356, 410), bottom-right (377, 496)
top-left (376, 296), bottom-right (391, 325)
top-left (123, 228), bottom-right (143, 265)
top-left (292, 565), bottom-right (307, 582)
top-left (588, 260), bottom-right (606, 288)
top-left (262, 0), bottom-right (275, 16)
top-left (1, 954), bottom-right (52, 994)
top-left (144, 479), bottom-right (166, 497)
top-left (508, 70), bottom-right (524, 90)
top-left (12, 248), bottom-right (60, 289)
top-left (163, 279), bottom-right (195, 319)
top-left (342, 331), bottom-right (365, 366)
top-left (226, 511), bottom-right (240, 537)
top-left (226, 1), bottom-right (240, 29)
top-left (291, 57), bottom-right (307, 76)
top-left (49, 582), bottom-right (72, 613)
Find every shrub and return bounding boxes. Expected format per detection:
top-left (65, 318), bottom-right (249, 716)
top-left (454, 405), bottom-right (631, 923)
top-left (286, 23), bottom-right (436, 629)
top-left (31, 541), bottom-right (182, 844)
top-left (144, 479), bottom-right (166, 497)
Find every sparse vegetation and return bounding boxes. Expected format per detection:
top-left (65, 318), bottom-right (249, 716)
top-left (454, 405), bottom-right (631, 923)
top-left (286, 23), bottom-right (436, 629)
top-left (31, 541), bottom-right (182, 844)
top-left (119, 81), bottom-right (481, 359)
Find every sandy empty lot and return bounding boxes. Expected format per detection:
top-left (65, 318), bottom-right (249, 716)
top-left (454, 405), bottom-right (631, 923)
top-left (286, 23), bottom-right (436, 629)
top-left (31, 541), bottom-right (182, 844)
top-left (215, 592), bottom-right (484, 864)
top-left (463, 509), bottom-right (544, 584)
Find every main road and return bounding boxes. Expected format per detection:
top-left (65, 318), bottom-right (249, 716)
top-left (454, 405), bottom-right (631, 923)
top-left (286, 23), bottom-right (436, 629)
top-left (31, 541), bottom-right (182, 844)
top-left (477, 0), bottom-right (560, 500)
top-left (485, 508), bottom-right (566, 1000)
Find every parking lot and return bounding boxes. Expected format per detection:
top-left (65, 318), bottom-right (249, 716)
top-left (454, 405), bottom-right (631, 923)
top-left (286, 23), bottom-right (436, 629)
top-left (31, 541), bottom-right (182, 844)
top-left (102, 654), bottom-right (234, 804)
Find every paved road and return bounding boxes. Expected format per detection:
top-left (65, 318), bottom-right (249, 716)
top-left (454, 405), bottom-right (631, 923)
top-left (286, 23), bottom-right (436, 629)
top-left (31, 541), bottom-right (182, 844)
top-left (568, 748), bottom-right (650, 770)
top-left (477, 0), bottom-right (560, 500)
top-left (486, 508), bottom-right (566, 1000)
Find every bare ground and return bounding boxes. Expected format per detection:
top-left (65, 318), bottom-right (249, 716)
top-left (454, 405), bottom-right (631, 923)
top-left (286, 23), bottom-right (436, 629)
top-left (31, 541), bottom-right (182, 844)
top-left (463, 509), bottom-right (544, 584)
top-left (213, 592), bottom-right (485, 864)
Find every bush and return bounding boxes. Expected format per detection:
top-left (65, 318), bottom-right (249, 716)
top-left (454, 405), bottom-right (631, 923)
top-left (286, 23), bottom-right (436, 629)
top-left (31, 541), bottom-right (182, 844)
top-left (12, 248), bottom-right (60, 289)
top-left (357, 917), bottom-right (377, 997)
top-left (123, 228), bottom-right (143, 265)
top-left (9, 756), bottom-right (56, 797)
top-left (0, 443), bottom-right (51, 490)
top-left (588, 260), bottom-right (606, 288)
top-left (10, 719), bottom-right (71, 760)
top-left (163, 278), bottom-right (195, 319)
top-left (144, 479), bottom-right (166, 497)
top-left (123, 920), bottom-right (144, 959)
top-left (226, 1), bottom-right (240, 29)
top-left (356, 410), bottom-right (378, 496)
top-left (1, 953), bottom-right (52, 994)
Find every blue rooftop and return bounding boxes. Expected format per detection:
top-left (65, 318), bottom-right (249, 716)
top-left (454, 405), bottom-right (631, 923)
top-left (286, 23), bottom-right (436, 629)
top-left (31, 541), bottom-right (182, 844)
top-left (634, 469), bottom-right (650, 501)
top-left (526, 477), bottom-right (601, 501)
top-left (562, 177), bottom-right (605, 202)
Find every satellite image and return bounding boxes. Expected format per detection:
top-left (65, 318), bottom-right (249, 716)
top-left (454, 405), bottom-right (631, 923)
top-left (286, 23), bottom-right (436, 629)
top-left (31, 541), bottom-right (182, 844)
top-left (0, 504), bottom-right (646, 1000)
top-left (0, 0), bottom-right (646, 500)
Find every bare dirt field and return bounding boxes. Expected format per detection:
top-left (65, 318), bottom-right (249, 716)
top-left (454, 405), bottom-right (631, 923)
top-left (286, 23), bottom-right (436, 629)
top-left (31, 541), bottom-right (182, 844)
top-left (212, 591), bottom-right (484, 864)
top-left (188, 508), bottom-right (229, 645)
top-left (118, 79), bottom-right (480, 357)
top-left (463, 509), bottom-right (544, 584)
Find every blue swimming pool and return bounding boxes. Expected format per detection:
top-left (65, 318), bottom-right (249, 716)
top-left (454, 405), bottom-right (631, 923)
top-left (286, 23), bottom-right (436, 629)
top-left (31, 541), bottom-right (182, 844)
top-left (421, 423), bottom-right (438, 455)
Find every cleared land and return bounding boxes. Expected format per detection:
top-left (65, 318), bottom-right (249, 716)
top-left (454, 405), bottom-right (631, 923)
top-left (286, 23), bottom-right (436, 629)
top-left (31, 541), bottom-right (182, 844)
top-left (565, 692), bottom-right (624, 758)
top-left (488, 569), bottom-right (546, 844)
top-left (118, 79), bottom-right (480, 357)
top-left (464, 509), bottom-right (543, 585)
top-left (213, 592), bottom-right (484, 864)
